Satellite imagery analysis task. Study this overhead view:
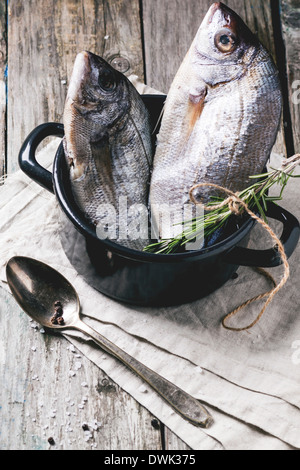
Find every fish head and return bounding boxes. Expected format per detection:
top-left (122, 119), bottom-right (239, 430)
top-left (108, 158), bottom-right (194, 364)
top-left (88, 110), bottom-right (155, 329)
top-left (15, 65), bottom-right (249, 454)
top-left (64, 51), bottom-right (132, 179)
top-left (191, 2), bottom-right (260, 86)
top-left (65, 51), bottom-right (130, 140)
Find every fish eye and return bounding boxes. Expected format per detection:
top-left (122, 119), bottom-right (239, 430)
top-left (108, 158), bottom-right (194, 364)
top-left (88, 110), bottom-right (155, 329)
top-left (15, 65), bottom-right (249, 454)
top-left (214, 28), bottom-right (238, 53)
top-left (98, 70), bottom-right (116, 92)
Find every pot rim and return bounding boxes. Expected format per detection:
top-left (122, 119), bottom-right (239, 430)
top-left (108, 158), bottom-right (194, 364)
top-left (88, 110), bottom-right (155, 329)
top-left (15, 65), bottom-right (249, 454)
top-left (53, 140), bottom-right (256, 264)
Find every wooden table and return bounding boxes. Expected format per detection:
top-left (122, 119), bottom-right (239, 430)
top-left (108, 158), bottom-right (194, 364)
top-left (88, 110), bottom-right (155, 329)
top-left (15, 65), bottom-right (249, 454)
top-left (0, 0), bottom-right (299, 450)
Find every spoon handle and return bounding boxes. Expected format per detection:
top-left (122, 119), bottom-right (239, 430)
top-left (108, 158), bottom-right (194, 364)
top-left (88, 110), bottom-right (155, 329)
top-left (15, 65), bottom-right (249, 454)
top-left (74, 319), bottom-right (212, 428)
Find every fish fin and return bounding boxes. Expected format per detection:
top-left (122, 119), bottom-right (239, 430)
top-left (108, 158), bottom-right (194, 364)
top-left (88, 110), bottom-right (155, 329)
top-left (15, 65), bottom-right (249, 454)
top-left (152, 103), bottom-right (165, 136)
top-left (187, 87), bottom-right (207, 134)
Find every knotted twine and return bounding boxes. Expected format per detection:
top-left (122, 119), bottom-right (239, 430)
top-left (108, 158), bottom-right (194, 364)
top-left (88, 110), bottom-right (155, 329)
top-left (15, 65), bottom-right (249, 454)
top-left (189, 183), bottom-right (290, 332)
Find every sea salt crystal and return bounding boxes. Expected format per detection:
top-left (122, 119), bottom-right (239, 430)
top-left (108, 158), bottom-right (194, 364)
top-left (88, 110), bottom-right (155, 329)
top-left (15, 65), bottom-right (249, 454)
top-left (81, 382), bottom-right (88, 388)
top-left (74, 361), bottom-right (82, 370)
top-left (69, 370), bottom-right (76, 377)
top-left (84, 432), bottom-right (93, 442)
top-left (31, 346), bottom-right (37, 352)
top-left (138, 384), bottom-right (148, 394)
top-left (195, 366), bottom-right (203, 374)
top-left (89, 420), bottom-right (101, 431)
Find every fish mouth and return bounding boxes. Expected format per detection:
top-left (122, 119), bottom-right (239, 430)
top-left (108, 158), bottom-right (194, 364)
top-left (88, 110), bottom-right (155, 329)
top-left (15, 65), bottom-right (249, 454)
top-left (67, 51), bottom-right (92, 103)
top-left (207, 2), bottom-right (223, 20)
top-left (204, 2), bottom-right (239, 34)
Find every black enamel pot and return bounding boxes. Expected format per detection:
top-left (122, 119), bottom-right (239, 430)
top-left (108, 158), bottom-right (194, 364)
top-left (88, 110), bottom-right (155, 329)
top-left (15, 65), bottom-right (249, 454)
top-left (18, 95), bottom-right (300, 307)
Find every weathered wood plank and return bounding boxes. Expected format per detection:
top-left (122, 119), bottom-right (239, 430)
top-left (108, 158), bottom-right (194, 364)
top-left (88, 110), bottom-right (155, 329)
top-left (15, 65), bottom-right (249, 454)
top-left (165, 427), bottom-right (191, 450)
top-left (6, 0), bottom-right (144, 173)
top-left (0, 0), bottom-right (6, 177)
top-left (281, 0), bottom-right (300, 154)
top-left (0, 287), bottom-right (162, 450)
top-left (142, 0), bottom-right (286, 154)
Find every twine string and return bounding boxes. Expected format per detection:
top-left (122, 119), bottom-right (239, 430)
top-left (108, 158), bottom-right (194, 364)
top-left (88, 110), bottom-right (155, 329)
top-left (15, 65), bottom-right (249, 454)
top-left (189, 183), bottom-right (290, 332)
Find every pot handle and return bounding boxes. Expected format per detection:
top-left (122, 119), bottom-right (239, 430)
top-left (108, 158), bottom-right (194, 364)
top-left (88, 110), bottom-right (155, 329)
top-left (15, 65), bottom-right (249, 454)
top-left (224, 202), bottom-right (300, 268)
top-left (18, 123), bottom-right (64, 194)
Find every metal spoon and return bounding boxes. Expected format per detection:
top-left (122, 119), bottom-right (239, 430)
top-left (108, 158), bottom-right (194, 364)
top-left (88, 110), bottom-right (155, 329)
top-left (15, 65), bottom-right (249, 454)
top-left (6, 256), bottom-right (213, 428)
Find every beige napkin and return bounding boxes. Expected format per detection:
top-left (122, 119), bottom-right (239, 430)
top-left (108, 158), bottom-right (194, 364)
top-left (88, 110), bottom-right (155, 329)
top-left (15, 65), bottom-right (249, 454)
top-left (1, 80), bottom-right (300, 450)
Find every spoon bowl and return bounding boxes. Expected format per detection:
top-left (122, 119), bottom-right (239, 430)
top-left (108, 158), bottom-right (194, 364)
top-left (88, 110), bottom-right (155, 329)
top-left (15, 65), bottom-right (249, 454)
top-left (6, 256), bottom-right (79, 329)
top-left (6, 255), bottom-right (213, 428)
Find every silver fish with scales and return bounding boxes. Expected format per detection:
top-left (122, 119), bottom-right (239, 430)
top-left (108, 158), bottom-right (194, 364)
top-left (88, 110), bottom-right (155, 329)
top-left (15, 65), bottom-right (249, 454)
top-left (63, 51), bottom-right (153, 250)
top-left (149, 2), bottom-right (282, 241)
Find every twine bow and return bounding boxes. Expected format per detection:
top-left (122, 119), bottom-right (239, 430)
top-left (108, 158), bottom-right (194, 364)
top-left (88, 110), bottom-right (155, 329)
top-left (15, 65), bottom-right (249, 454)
top-left (189, 183), bottom-right (290, 332)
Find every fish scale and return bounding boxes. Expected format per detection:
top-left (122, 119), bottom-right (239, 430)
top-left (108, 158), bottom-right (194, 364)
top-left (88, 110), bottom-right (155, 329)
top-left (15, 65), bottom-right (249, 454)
top-left (149, 2), bottom-right (282, 242)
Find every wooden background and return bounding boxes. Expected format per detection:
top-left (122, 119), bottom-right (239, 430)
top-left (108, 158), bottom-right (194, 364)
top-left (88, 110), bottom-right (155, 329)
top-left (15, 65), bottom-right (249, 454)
top-left (0, 0), bottom-right (299, 450)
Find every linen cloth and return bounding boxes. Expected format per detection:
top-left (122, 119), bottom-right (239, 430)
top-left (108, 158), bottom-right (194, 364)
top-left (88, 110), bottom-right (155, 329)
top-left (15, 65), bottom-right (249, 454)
top-left (0, 79), bottom-right (300, 450)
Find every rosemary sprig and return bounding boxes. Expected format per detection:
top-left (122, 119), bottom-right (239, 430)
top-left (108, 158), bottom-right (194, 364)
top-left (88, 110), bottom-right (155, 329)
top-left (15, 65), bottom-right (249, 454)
top-left (144, 154), bottom-right (300, 255)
